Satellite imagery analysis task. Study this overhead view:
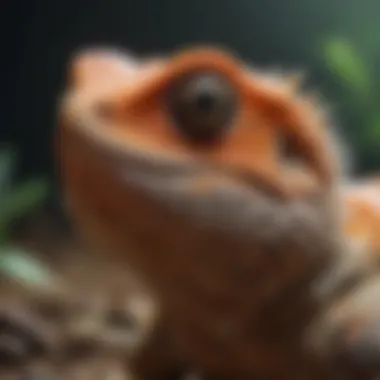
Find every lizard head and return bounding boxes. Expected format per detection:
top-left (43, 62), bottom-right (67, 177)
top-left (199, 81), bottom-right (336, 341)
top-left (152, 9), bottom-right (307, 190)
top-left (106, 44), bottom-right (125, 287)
top-left (57, 47), bottom-right (343, 297)
top-left (60, 47), bottom-right (338, 198)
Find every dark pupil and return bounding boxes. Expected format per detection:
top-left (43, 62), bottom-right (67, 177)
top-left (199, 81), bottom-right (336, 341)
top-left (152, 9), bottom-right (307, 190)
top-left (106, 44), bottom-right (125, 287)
top-left (167, 72), bottom-right (237, 144)
top-left (196, 91), bottom-right (217, 113)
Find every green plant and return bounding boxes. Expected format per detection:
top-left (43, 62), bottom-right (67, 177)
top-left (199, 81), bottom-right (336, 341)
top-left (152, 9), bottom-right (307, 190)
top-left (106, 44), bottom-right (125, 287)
top-left (0, 147), bottom-right (55, 289)
top-left (322, 37), bottom-right (372, 103)
top-left (320, 36), bottom-right (380, 169)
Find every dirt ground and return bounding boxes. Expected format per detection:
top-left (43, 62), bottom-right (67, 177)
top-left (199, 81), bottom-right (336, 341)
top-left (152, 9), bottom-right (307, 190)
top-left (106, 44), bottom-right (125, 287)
top-left (0, 212), bottom-right (157, 380)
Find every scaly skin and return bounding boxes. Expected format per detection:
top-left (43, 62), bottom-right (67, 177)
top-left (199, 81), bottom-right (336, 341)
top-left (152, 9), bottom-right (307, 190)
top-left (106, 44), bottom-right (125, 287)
top-left (57, 47), bottom-right (380, 379)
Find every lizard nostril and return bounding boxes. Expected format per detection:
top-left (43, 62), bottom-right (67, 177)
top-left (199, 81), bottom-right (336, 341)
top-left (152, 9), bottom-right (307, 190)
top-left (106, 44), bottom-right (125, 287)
top-left (166, 72), bottom-right (238, 144)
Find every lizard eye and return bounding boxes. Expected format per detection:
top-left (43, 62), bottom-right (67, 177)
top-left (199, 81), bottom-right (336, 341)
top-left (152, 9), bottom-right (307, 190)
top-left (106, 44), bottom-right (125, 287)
top-left (166, 72), bottom-right (238, 144)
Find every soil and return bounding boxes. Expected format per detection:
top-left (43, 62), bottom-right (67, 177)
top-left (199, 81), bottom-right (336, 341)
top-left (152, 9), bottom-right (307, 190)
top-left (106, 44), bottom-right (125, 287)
top-left (0, 211), bottom-right (157, 380)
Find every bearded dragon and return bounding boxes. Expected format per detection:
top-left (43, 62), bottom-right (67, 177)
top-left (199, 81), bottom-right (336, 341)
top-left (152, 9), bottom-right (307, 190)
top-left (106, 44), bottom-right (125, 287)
top-left (57, 47), bottom-right (380, 379)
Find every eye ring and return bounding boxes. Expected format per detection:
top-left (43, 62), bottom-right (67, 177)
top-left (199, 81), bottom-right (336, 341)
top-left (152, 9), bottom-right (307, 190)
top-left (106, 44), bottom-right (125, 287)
top-left (165, 71), bottom-right (239, 145)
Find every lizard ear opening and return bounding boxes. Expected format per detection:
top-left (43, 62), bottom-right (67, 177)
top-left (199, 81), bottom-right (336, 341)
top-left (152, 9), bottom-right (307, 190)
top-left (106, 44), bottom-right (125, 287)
top-left (277, 132), bottom-right (301, 166)
top-left (247, 83), bottom-right (338, 189)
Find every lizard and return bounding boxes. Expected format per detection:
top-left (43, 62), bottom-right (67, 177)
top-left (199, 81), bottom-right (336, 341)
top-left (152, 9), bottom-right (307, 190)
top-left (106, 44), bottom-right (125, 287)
top-left (57, 46), bottom-right (380, 379)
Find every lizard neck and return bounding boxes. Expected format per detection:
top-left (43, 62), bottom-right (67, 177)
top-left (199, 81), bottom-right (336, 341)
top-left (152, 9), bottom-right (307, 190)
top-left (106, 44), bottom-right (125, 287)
top-left (60, 127), bottom-right (345, 378)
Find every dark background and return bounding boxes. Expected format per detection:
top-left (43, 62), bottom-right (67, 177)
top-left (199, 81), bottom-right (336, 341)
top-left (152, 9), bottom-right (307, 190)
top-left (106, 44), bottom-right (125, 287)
top-left (5, 0), bottom-right (380, 184)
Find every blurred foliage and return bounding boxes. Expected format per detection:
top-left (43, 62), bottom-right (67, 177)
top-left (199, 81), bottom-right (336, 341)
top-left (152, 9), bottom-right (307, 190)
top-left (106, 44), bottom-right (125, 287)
top-left (323, 38), bottom-right (371, 102)
top-left (320, 36), bottom-right (380, 172)
top-left (0, 148), bottom-right (56, 289)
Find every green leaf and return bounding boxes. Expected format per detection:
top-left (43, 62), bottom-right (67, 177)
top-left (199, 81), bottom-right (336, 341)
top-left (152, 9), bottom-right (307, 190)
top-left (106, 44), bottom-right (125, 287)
top-left (322, 37), bottom-right (372, 100)
top-left (0, 247), bottom-right (55, 288)
top-left (0, 179), bottom-right (49, 243)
